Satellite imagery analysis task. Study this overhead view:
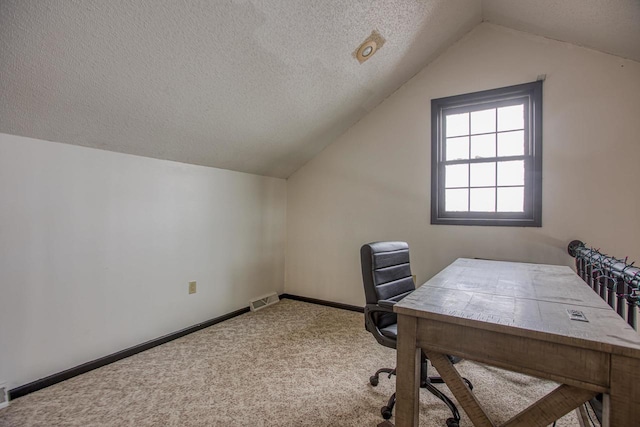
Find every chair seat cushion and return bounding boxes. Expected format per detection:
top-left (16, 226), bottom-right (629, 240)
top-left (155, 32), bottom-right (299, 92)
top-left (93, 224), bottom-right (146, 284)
top-left (380, 323), bottom-right (397, 339)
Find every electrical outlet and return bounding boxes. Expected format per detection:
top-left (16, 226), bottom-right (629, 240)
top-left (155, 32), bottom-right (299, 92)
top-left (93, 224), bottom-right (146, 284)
top-left (189, 281), bottom-right (196, 294)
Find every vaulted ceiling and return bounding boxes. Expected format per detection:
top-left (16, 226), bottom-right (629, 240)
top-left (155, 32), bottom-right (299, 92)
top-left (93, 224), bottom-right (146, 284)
top-left (1, 1), bottom-right (638, 178)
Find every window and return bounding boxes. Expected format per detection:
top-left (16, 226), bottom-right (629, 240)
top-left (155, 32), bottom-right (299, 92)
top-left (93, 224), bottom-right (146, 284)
top-left (430, 81), bottom-right (542, 226)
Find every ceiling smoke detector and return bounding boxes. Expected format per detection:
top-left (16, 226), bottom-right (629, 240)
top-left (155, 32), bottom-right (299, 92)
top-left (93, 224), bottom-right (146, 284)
top-left (355, 30), bottom-right (385, 64)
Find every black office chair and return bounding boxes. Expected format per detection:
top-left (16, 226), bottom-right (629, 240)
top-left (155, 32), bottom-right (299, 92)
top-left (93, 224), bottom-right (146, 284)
top-left (361, 241), bottom-right (470, 427)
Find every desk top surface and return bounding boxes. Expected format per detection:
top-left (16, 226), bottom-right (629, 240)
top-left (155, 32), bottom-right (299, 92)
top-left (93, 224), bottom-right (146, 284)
top-left (394, 258), bottom-right (640, 356)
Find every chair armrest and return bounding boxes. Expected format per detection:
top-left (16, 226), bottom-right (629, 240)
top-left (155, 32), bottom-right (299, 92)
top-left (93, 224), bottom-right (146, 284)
top-left (377, 299), bottom-right (397, 309)
top-left (365, 303), bottom-right (394, 315)
top-left (364, 303), bottom-right (397, 349)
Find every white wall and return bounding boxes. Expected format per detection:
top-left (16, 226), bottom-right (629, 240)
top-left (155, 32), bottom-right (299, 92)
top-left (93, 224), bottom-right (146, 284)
top-left (285, 23), bottom-right (640, 306)
top-left (0, 133), bottom-right (286, 389)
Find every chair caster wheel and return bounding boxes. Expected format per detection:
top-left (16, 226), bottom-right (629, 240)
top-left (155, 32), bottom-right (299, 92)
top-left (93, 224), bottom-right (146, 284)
top-left (381, 406), bottom-right (393, 420)
top-left (370, 376), bottom-right (379, 386)
top-left (445, 418), bottom-right (459, 427)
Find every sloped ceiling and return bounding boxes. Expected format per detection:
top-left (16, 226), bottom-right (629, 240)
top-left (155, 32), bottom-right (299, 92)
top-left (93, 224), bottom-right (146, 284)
top-left (0, 0), bottom-right (481, 178)
top-left (483, 0), bottom-right (640, 63)
top-left (1, 1), bottom-right (638, 178)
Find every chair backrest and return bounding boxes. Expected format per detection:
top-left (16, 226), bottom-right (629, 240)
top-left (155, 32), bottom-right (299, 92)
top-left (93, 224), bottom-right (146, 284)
top-left (361, 241), bottom-right (415, 328)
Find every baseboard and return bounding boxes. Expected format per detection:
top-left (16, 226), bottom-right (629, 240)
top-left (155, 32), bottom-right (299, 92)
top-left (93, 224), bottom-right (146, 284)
top-left (10, 295), bottom-right (362, 400)
top-left (9, 306), bottom-right (250, 400)
top-left (280, 293), bottom-right (364, 313)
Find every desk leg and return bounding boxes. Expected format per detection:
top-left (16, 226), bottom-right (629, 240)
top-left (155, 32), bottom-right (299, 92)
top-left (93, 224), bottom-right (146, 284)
top-left (396, 314), bottom-right (421, 427)
top-left (608, 354), bottom-right (640, 427)
top-left (427, 351), bottom-right (494, 427)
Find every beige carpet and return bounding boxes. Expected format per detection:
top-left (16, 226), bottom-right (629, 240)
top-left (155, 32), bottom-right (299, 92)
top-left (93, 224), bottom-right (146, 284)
top-left (0, 299), bottom-right (593, 426)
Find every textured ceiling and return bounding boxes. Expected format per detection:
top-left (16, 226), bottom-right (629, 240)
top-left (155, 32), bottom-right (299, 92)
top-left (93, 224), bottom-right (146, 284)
top-left (483, 0), bottom-right (640, 63)
top-left (0, 0), bottom-right (481, 178)
top-left (1, 1), bottom-right (638, 178)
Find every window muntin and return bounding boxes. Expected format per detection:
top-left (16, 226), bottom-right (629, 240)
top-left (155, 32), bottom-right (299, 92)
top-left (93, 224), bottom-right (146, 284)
top-left (431, 82), bottom-right (542, 226)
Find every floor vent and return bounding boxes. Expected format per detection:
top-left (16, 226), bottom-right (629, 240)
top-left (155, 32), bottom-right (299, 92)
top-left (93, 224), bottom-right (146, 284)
top-left (0, 382), bottom-right (9, 409)
top-left (250, 292), bottom-right (280, 312)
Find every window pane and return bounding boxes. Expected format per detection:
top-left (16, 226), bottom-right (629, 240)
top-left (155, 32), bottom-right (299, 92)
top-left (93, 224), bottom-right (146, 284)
top-left (445, 164), bottom-right (468, 188)
top-left (497, 160), bottom-right (524, 186)
top-left (470, 188), bottom-right (496, 212)
top-left (445, 189), bottom-right (468, 212)
top-left (446, 113), bottom-right (469, 137)
top-left (432, 82), bottom-right (541, 226)
top-left (470, 162), bottom-right (496, 187)
top-left (470, 108), bottom-right (496, 135)
top-left (497, 130), bottom-right (524, 157)
top-left (497, 104), bottom-right (524, 131)
top-left (470, 134), bottom-right (496, 159)
top-left (497, 187), bottom-right (524, 212)
top-left (446, 137), bottom-right (469, 160)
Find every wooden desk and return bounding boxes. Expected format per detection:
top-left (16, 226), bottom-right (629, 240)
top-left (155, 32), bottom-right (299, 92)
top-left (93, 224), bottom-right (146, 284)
top-left (393, 258), bottom-right (640, 427)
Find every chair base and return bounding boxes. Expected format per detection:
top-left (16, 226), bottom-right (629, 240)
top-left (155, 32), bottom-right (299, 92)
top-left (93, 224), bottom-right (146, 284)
top-left (369, 361), bottom-right (471, 426)
top-left (370, 368), bottom-right (395, 387)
